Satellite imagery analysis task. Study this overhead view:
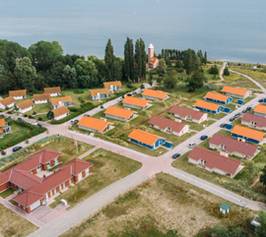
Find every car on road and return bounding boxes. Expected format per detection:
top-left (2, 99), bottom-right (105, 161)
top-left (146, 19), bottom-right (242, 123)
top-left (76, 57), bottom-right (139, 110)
top-left (1, 150), bottom-right (6, 156)
top-left (220, 123), bottom-right (226, 128)
top-left (12, 146), bottom-right (22, 153)
top-left (127, 93), bottom-right (132, 96)
top-left (172, 153), bottom-right (181, 159)
top-left (100, 105), bottom-right (104, 109)
top-left (188, 143), bottom-right (196, 148)
top-left (229, 117), bottom-right (235, 122)
top-left (200, 135), bottom-right (208, 141)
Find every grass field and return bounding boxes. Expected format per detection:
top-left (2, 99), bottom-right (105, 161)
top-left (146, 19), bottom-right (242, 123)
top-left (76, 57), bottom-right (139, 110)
top-left (0, 135), bottom-right (93, 171)
top-left (61, 173), bottom-right (254, 237)
top-left (0, 119), bottom-right (46, 150)
top-left (172, 147), bottom-right (266, 202)
top-left (51, 149), bottom-right (142, 208)
top-left (0, 204), bottom-right (37, 237)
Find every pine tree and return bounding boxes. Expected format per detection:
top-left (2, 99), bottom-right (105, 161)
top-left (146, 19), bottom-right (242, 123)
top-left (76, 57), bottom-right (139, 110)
top-left (104, 39), bottom-right (115, 81)
top-left (124, 38), bottom-right (135, 81)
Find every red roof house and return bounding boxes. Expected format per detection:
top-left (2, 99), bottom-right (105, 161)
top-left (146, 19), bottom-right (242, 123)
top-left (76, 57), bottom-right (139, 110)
top-left (168, 105), bottom-right (208, 123)
top-left (0, 149), bottom-right (91, 213)
top-left (188, 147), bottom-right (241, 177)
top-left (148, 116), bottom-right (189, 136)
top-left (241, 113), bottom-right (266, 131)
top-left (209, 133), bottom-right (257, 159)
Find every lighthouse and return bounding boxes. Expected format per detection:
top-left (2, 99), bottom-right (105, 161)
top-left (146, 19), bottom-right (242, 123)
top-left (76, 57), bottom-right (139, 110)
top-left (147, 43), bottom-right (159, 69)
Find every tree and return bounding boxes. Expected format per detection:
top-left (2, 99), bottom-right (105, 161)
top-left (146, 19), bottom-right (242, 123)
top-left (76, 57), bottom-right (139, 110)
top-left (157, 59), bottom-right (167, 76)
top-left (187, 70), bottom-right (207, 92)
top-left (104, 39), bottom-right (115, 81)
top-left (124, 37), bottom-right (135, 81)
top-left (163, 70), bottom-right (177, 90)
top-left (208, 65), bottom-right (219, 75)
top-left (29, 41), bottom-right (63, 71)
top-left (256, 212), bottom-right (266, 237)
top-left (62, 65), bottom-right (77, 88)
top-left (260, 166), bottom-right (266, 187)
top-left (223, 67), bottom-right (230, 76)
top-left (47, 110), bottom-right (54, 120)
top-left (183, 49), bottom-right (201, 74)
top-left (14, 57), bottom-right (37, 91)
top-left (134, 38), bottom-right (146, 81)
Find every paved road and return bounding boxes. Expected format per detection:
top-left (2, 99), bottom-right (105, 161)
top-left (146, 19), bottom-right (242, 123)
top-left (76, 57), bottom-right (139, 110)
top-left (219, 61), bottom-right (227, 81)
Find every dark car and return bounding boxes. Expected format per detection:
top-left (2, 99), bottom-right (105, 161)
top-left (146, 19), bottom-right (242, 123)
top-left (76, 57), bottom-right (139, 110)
top-left (12, 146), bottom-right (22, 153)
top-left (127, 93), bottom-right (132, 96)
top-left (220, 123), bottom-right (226, 128)
top-left (1, 150), bottom-right (6, 156)
top-left (229, 117), bottom-right (235, 122)
top-left (246, 106), bottom-right (252, 111)
top-left (259, 99), bottom-right (264, 103)
top-left (100, 105), bottom-right (104, 109)
top-left (172, 153), bottom-right (181, 159)
top-left (200, 135), bottom-right (208, 141)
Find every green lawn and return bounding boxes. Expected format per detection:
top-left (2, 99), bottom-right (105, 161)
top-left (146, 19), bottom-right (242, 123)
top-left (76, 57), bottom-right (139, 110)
top-left (172, 146), bottom-right (266, 202)
top-left (50, 149), bottom-right (142, 208)
top-left (0, 119), bottom-right (46, 151)
top-left (0, 135), bottom-right (93, 171)
top-left (61, 173), bottom-right (254, 237)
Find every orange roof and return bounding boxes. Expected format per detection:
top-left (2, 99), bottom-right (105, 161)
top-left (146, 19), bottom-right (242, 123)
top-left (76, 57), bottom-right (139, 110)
top-left (50, 96), bottom-right (73, 106)
top-left (123, 96), bottom-right (150, 108)
top-left (0, 118), bottom-right (6, 127)
top-left (103, 81), bottom-right (122, 88)
top-left (104, 106), bottom-right (134, 120)
top-left (90, 88), bottom-right (111, 97)
top-left (44, 87), bottom-right (61, 94)
top-left (33, 94), bottom-right (50, 101)
top-left (9, 89), bottom-right (26, 97)
top-left (0, 97), bottom-right (15, 106)
top-left (204, 91), bottom-right (229, 103)
top-left (78, 117), bottom-right (110, 133)
top-left (52, 106), bottom-right (69, 118)
top-left (221, 86), bottom-right (248, 97)
top-left (16, 99), bottom-right (33, 109)
top-left (128, 129), bottom-right (162, 146)
top-left (195, 100), bottom-right (220, 111)
top-left (143, 89), bottom-right (168, 100)
top-left (232, 125), bottom-right (264, 141)
top-left (254, 104), bottom-right (266, 115)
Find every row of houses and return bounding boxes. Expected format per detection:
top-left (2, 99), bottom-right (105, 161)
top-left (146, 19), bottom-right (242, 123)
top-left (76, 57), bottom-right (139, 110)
top-left (90, 81), bottom-right (122, 101)
top-left (195, 86), bottom-right (251, 114)
top-left (0, 149), bottom-right (91, 213)
top-left (187, 103), bottom-right (266, 177)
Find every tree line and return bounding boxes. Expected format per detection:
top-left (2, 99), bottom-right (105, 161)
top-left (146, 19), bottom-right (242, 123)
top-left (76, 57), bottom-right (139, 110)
top-left (0, 38), bottom-right (146, 95)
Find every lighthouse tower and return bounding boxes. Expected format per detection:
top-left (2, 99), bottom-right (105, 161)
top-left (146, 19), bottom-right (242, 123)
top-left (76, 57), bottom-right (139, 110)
top-left (148, 43), bottom-right (155, 60)
top-left (147, 43), bottom-right (159, 69)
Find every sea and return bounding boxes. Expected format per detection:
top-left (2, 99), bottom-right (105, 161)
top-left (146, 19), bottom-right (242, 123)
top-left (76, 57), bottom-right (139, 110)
top-left (0, 0), bottom-right (266, 63)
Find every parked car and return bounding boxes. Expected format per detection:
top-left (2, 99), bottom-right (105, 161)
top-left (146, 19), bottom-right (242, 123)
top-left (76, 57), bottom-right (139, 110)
top-left (172, 153), bottom-right (181, 159)
top-left (246, 106), bottom-right (252, 111)
top-left (1, 150), bottom-right (6, 156)
top-left (12, 146), bottom-right (22, 153)
top-left (229, 117), bottom-right (235, 122)
top-left (200, 135), bottom-right (208, 141)
top-left (100, 105), bottom-right (104, 109)
top-left (259, 99), bottom-right (264, 103)
top-left (127, 93), bottom-right (132, 96)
